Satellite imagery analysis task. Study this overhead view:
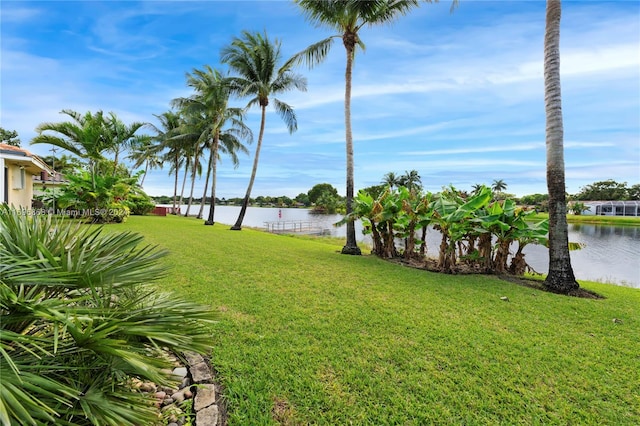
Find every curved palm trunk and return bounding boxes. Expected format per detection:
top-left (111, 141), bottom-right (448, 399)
top-left (206, 136), bottom-right (220, 225)
top-left (341, 38), bottom-right (361, 255)
top-left (231, 107), bottom-right (266, 230)
top-left (543, 0), bottom-right (578, 294)
top-left (140, 161), bottom-right (149, 186)
top-left (178, 161), bottom-right (189, 213)
top-left (199, 145), bottom-right (214, 220)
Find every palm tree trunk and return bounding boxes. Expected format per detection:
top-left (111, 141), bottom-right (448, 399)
top-left (341, 39), bottom-right (361, 255)
top-left (206, 136), bottom-right (220, 225)
top-left (543, 0), bottom-right (578, 294)
top-left (112, 148), bottom-right (120, 176)
top-left (184, 163), bottom-right (198, 217)
top-left (140, 161), bottom-right (149, 186)
top-left (178, 161), bottom-right (188, 211)
top-left (172, 153), bottom-right (179, 214)
top-left (231, 107), bottom-right (266, 230)
top-left (199, 145), bottom-right (214, 220)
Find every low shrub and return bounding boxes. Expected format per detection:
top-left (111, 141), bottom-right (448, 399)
top-left (0, 205), bottom-right (216, 426)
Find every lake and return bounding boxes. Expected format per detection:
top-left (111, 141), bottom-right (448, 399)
top-left (170, 204), bottom-right (640, 288)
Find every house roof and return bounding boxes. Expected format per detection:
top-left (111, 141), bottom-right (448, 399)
top-left (0, 143), bottom-right (53, 175)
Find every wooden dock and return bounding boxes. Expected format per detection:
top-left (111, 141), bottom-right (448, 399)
top-left (264, 220), bottom-right (331, 236)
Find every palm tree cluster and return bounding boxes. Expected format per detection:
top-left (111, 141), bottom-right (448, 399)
top-left (31, 110), bottom-right (154, 221)
top-left (133, 30), bottom-right (305, 228)
top-left (382, 170), bottom-right (423, 192)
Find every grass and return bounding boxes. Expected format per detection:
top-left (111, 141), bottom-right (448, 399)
top-left (528, 212), bottom-right (640, 226)
top-left (120, 215), bottom-right (639, 425)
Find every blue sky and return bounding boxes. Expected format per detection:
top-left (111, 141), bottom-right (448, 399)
top-left (2, 0), bottom-right (639, 199)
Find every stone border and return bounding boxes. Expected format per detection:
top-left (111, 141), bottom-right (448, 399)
top-left (183, 351), bottom-right (227, 426)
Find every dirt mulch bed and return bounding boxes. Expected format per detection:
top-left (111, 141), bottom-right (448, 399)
top-left (386, 256), bottom-right (604, 299)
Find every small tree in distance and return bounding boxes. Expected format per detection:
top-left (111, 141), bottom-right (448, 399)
top-left (0, 128), bottom-right (21, 147)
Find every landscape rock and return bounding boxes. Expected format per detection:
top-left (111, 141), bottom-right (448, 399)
top-left (194, 383), bottom-right (217, 411)
top-left (192, 361), bottom-right (213, 383)
top-left (172, 366), bottom-right (188, 378)
top-left (196, 404), bottom-right (219, 426)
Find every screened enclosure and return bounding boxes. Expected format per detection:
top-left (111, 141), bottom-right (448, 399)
top-left (583, 201), bottom-right (640, 217)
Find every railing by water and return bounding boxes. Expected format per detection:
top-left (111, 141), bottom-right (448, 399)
top-left (264, 220), bottom-right (330, 236)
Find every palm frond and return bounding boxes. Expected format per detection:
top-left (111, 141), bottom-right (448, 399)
top-left (272, 99), bottom-right (298, 134)
top-left (286, 37), bottom-right (336, 70)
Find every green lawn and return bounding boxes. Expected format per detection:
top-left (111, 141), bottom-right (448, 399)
top-left (528, 212), bottom-right (640, 226)
top-left (121, 215), bottom-right (639, 425)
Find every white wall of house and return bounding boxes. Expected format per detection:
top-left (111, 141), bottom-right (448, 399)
top-left (0, 145), bottom-right (51, 209)
top-left (1, 160), bottom-right (35, 208)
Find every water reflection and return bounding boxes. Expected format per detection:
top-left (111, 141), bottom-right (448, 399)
top-left (178, 205), bottom-right (640, 288)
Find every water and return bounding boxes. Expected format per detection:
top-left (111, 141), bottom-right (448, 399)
top-left (169, 204), bottom-right (640, 288)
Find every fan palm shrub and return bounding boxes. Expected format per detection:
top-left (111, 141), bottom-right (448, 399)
top-left (0, 205), bottom-right (216, 426)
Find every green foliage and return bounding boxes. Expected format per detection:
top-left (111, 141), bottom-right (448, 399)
top-left (0, 128), bottom-right (21, 147)
top-left (307, 183), bottom-right (341, 214)
top-left (123, 192), bottom-right (155, 216)
top-left (628, 184), bottom-right (640, 200)
top-left (45, 162), bottom-right (152, 222)
top-left (361, 183), bottom-right (388, 199)
top-left (349, 185), bottom-right (549, 275)
top-left (294, 193), bottom-right (311, 207)
top-left (574, 179), bottom-right (637, 201)
top-left (40, 154), bottom-right (84, 176)
top-left (0, 206), bottom-right (216, 426)
top-left (307, 183), bottom-right (339, 204)
top-left (568, 201), bottom-right (590, 215)
top-left (519, 193), bottom-right (549, 211)
top-left (314, 192), bottom-right (340, 214)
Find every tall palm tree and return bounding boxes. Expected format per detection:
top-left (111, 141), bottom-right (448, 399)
top-left (174, 116), bottom-right (205, 217)
top-left (543, 0), bottom-right (578, 294)
top-left (292, 0), bottom-right (426, 255)
top-left (221, 30), bottom-right (307, 230)
top-left (173, 66), bottom-right (252, 224)
top-left (150, 111), bottom-right (183, 213)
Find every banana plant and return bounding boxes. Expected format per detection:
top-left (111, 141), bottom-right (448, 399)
top-left (431, 186), bottom-right (492, 273)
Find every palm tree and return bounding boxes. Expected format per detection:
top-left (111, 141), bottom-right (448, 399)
top-left (381, 171), bottom-right (401, 189)
top-left (471, 183), bottom-right (483, 194)
top-left (31, 109), bottom-right (109, 193)
top-left (292, 0), bottom-right (427, 255)
top-left (173, 66), bottom-right (252, 224)
top-left (491, 179), bottom-right (507, 193)
top-left (221, 30), bottom-right (307, 230)
top-left (543, 0), bottom-right (578, 294)
top-left (177, 118), bottom-right (205, 218)
top-left (127, 135), bottom-right (163, 186)
top-left (400, 169), bottom-right (422, 193)
top-left (150, 111), bottom-right (183, 213)
top-left (103, 112), bottom-right (147, 176)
